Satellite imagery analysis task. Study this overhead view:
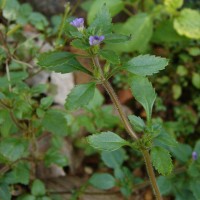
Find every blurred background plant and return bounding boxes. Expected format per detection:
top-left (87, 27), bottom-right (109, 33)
top-left (0, 0), bottom-right (200, 199)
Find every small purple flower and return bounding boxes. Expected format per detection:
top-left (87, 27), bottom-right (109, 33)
top-left (70, 18), bottom-right (84, 30)
top-left (89, 35), bottom-right (105, 46)
top-left (192, 151), bottom-right (198, 160)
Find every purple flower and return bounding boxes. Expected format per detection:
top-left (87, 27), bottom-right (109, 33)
top-left (192, 151), bottom-right (198, 160)
top-left (70, 18), bottom-right (84, 30)
top-left (89, 35), bottom-right (105, 46)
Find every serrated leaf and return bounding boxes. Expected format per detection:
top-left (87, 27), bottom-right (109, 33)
top-left (174, 9), bottom-right (200, 39)
top-left (37, 51), bottom-right (90, 74)
top-left (124, 55), bottom-right (168, 76)
top-left (128, 115), bottom-right (145, 132)
top-left (87, 0), bottom-right (124, 25)
top-left (31, 179), bottom-right (46, 196)
top-left (190, 179), bottom-right (200, 199)
top-left (88, 4), bottom-right (113, 34)
top-left (101, 148), bottom-right (126, 169)
top-left (89, 173), bottom-right (115, 189)
top-left (151, 147), bottom-right (173, 175)
top-left (65, 82), bottom-right (96, 110)
top-left (130, 76), bottom-right (156, 121)
top-left (99, 49), bottom-right (120, 64)
top-left (87, 131), bottom-right (128, 151)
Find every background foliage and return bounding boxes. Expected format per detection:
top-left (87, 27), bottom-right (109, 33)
top-left (0, 0), bottom-right (200, 199)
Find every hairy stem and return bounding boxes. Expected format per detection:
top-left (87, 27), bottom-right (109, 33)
top-left (142, 150), bottom-right (163, 200)
top-left (93, 56), bottom-right (162, 200)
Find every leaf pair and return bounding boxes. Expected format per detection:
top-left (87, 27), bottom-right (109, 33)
top-left (123, 55), bottom-right (168, 121)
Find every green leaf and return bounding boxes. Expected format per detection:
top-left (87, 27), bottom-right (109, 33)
top-left (4, 162), bottom-right (30, 185)
top-left (85, 88), bottom-right (104, 110)
top-left (17, 3), bottom-right (33, 25)
top-left (101, 148), bottom-right (126, 169)
top-left (130, 76), bottom-right (156, 120)
top-left (99, 49), bottom-right (120, 64)
top-left (42, 109), bottom-right (69, 136)
top-left (177, 65), bottom-right (188, 76)
top-left (44, 149), bottom-right (68, 167)
top-left (169, 143), bottom-right (192, 163)
top-left (89, 173), bottom-right (115, 190)
top-left (107, 13), bottom-right (153, 53)
top-left (188, 162), bottom-right (200, 177)
top-left (40, 96), bottom-right (53, 110)
top-left (87, 131), bottom-right (128, 151)
top-left (71, 39), bottom-right (90, 50)
top-left (88, 4), bottom-right (112, 34)
top-left (157, 176), bottom-right (172, 195)
top-left (187, 47), bottom-right (200, 56)
top-left (2, 0), bottom-right (20, 21)
top-left (38, 51), bottom-right (74, 67)
top-left (172, 84), bottom-right (182, 99)
top-left (104, 33), bottom-right (131, 43)
top-left (190, 179), bottom-right (200, 199)
top-left (174, 9), bottom-right (200, 39)
top-left (151, 20), bottom-right (188, 44)
top-left (65, 82), bottom-right (96, 110)
top-left (29, 12), bottom-right (48, 30)
top-left (164, 0), bottom-right (183, 12)
top-left (128, 115), bottom-right (145, 132)
top-left (0, 138), bottom-right (28, 161)
top-left (37, 51), bottom-right (90, 74)
top-left (124, 55), bottom-right (168, 76)
top-left (151, 147), bottom-right (173, 175)
top-left (192, 73), bottom-right (200, 89)
top-left (0, 183), bottom-right (11, 200)
top-left (31, 179), bottom-right (46, 196)
top-left (31, 84), bottom-right (48, 95)
top-left (87, 0), bottom-right (124, 25)
top-left (153, 130), bottom-right (177, 148)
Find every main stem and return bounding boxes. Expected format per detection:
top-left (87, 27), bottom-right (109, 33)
top-left (93, 56), bottom-right (163, 200)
